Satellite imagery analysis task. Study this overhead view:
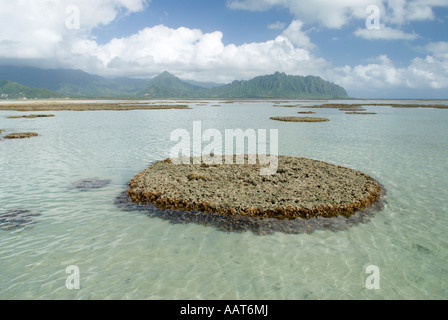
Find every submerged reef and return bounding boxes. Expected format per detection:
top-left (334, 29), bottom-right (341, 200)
top-left (0, 209), bottom-right (41, 231)
top-left (71, 178), bottom-right (111, 190)
top-left (273, 104), bottom-right (300, 108)
top-left (297, 111), bottom-right (316, 114)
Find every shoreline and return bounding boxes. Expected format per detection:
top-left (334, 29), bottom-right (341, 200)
top-left (0, 99), bottom-right (447, 111)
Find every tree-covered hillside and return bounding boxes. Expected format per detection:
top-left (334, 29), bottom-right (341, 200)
top-left (0, 80), bottom-right (62, 99)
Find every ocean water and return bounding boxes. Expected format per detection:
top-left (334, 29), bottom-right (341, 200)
top-left (0, 100), bottom-right (447, 300)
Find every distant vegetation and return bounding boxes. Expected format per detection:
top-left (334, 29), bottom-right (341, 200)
top-left (0, 80), bottom-right (62, 100)
top-left (0, 66), bottom-right (349, 99)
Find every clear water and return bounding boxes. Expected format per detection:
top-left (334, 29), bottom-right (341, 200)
top-left (1, 100), bottom-right (448, 299)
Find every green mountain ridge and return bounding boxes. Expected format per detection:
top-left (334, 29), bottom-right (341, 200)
top-left (137, 71), bottom-right (348, 99)
top-left (207, 72), bottom-right (348, 99)
top-left (0, 80), bottom-right (62, 99)
top-left (0, 66), bottom-right (349, 99)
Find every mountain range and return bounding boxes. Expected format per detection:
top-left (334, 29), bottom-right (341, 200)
top-left (0, 65), bottom-right (349, 99)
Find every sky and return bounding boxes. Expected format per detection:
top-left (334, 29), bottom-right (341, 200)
top-left (0, 0), bottom-right (447, 98)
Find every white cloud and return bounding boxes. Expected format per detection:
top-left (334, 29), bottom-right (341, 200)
top-left (405, 43), bottom-right (448, 89)
top-left (0, 0), bottom-right (149, 60)
top-left (268, 21), bottom-right (285, 30)
top-left (327, 55), bottom-right (404, 92)
top-left (354, 25), bottom-right (418, 40)
top-left (227, 0), bottom-right (448, 28)
top-left (425, 41), bottom-right (448, 60)
top-left (325, 47), bottom-right (448, 96)
top-left (227, 0), bottom-right (383, 29)
top-left (386, 0), bottom-right (437, 24)
top-left (82, 26), bottom-right (326, 82)
top-left (281, 20), bottom-right (315, 49)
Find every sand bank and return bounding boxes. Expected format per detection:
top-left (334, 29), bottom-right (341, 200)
top-left (0, 102), bottom-right (190, 111)
top-left (270, 117), bottom-right (329, 123)
top-left (302, 103), bottom-right (448, 109)
top-left (3, 132), bottom-right (39, 139)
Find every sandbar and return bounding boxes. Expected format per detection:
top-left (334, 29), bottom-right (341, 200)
top-left (346, 112), bottom-right (377, 115)
top-left (3, 132), bottom-right (39, 139)
top-left (0, 102), bottom-right (190, 112)
top-left (302, 103), bottom-right (448, 109)
top-left (270, 116), bottom-right (329, 122)
top-left (7, 114), bottom-right (55, 119)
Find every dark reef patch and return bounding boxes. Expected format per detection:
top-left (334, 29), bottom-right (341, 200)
top-left (70, 178), bottom-right (111, 190)
top-left (0, 209), bottom-right (41, 231)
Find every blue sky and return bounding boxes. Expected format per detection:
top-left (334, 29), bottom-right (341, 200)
top-left (0, 0), bottom-right (448, 98)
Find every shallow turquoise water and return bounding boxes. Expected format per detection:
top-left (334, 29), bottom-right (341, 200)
top-left (1, 100), bottom-right (448, 299)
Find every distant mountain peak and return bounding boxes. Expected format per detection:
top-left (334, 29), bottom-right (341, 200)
top-left (157, 71), bottom-right (176, 78)
top-left (142, 71), bottom-right (207, 98)
top-left (150, 71), bottom-right (182, 84)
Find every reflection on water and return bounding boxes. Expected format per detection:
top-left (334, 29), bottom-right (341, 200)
top-left (1, 100), bottom-right (448, 299)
